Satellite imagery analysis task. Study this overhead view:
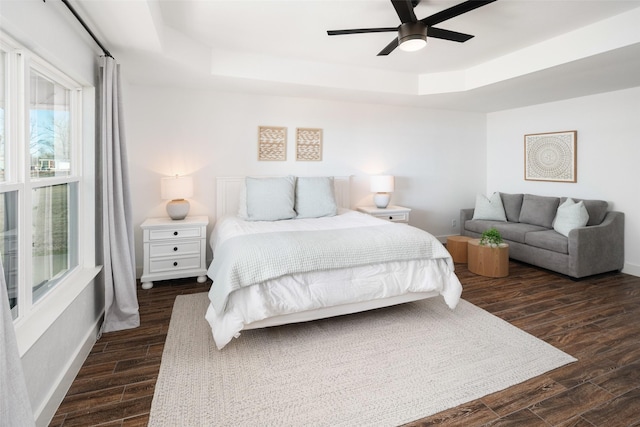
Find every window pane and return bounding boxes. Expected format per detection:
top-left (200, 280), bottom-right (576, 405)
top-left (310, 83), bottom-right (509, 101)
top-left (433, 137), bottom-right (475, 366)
top-left (0, 51), bottom-right (5, 182)
top-left (32, 183), bottom-right (78, 302)
top-left (1, 191), bottom-right (18, 319)
top-left (29, 69), bottom-right (71, 179)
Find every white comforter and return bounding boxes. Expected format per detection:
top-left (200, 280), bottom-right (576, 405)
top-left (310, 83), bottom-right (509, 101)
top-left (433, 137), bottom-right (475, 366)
top-left (206, 209), bottom-right (462, 349)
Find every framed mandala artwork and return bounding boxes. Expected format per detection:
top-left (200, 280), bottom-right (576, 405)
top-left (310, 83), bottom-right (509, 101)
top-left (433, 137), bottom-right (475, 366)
top-left (524, 131), bottom-right (577, 182)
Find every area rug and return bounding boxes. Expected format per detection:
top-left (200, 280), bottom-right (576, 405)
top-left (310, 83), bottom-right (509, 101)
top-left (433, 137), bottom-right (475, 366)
top-left (149, 293), bottom-right (576, 426)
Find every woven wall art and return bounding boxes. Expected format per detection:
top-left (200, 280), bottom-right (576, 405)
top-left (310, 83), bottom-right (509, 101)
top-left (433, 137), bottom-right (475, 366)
top-left (296, 128), bottom-right (323, 161)
top-left (524, 130), bottom-right (577, 182)
top-left (258, 126), bottom-right (287, 161)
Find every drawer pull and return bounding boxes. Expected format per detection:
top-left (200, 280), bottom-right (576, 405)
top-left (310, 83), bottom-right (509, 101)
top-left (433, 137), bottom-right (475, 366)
top-left (173, 231), bottom-right (178, 236)
top-left (389, 216), bottom-right (393, 220)
top-left (173, 262), bottom-right (178, 267)
top-left (173, 247), bottom-right (178, 251)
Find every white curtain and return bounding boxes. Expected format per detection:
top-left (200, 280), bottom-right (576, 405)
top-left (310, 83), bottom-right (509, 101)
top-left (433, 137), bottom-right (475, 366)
top-left (0, 260), bottom-right (36, 426)
top-left (99, 56), bottom-right (140, 333)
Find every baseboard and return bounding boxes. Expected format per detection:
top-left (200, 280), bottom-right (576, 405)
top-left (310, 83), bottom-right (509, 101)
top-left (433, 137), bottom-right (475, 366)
top-left (34, 316), bottom-right (103, 427)
top-left (622, 262), bottom-right (640, 278)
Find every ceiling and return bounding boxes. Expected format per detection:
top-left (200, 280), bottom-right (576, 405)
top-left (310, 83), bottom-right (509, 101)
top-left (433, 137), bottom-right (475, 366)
top-left (73, 0), bottom-right (640, 112)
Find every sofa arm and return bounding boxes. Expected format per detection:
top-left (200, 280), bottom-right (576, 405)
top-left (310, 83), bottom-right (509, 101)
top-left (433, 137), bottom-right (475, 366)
top-left (568, 211), bottom-right (624, 277)
top-left (460, 208), bottom-right (474, 224)
top-left (459, 208), bottom-right (475, 235)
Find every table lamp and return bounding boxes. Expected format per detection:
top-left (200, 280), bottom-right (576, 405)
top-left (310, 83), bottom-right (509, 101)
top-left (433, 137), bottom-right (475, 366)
top-left (161, 175), bottom-right (194, 220)
top-left (370, 175), bottom-right (394, 208)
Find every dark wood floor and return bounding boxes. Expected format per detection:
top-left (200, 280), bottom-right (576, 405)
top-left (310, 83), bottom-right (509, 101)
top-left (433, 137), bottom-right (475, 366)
top-left (50, 261), bottom-right (640, 426)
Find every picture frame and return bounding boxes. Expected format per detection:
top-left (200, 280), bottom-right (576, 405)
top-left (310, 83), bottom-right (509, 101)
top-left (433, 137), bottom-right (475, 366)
top-left (524, 130), bottom-right (577, 182)
top-left (258, 126), bottom-right (287, 161)
top-left (296, 128), bottom-right (323, 161)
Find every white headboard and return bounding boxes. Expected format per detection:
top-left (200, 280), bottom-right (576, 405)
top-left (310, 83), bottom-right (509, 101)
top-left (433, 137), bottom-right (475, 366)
top-left (216, 176), bottom-right (351, 219)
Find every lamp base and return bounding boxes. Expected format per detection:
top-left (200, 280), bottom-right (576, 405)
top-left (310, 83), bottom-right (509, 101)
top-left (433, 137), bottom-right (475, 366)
top-left (166, 199), bottom-right (190, 220)
top-left (373, 193), bottom-right (391, 209)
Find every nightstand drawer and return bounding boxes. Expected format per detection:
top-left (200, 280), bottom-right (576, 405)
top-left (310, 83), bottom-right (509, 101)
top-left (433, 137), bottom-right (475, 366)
top-left (379, 213), bottom-right (409, 223)
top-left (149, 227), bottom-right (202, 241)
top-left (149, 241), bottom-right (201, 257)
top-left (149, 255), bottom-right (202, 273)
top-left (357, 205), bottom-right (411, 224)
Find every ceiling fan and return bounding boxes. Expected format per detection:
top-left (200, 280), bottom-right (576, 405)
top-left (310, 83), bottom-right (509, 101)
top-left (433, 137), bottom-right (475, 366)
top-left (327, 0), bottom-right (497, 56)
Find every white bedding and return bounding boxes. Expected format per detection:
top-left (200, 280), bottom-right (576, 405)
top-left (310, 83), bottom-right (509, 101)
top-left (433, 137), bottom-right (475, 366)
top-left (206, 209), bottom-right (463, 349)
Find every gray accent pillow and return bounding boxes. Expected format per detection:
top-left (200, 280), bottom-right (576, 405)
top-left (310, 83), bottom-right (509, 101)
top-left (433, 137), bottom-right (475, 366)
top-left (560, 197), bottom-right (608, 226)
top-left (518, 194), bottom-right (560, 228)
top-left (245, 176), bottom-right (296, 221)
top-left (295, 177), bottom-right (337, 219)
top-left (472, 193), bottom-right (507, 221)
top-left (553, 198), bottom-right (589, 237)
top-left (500, 193), bottom-right (524, 223)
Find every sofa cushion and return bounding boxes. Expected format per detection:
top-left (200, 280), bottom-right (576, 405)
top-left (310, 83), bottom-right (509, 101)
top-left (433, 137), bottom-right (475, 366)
top-left (560, 197), bottom-right (608, 226)
top-left (472, 193), bottom-right (507, 221)
top-left (553, 198), bottom-right (589, 237)
top-left (500, 193), bottom-right (524, 222)
top-left (465, 220), bottom-right (546, 244)
top-left (518, 194), bottom-right (560, 228)
top-left (525, 230), bottom-right (569, 254)
top-left (495, 222), bottom-right (548, 244)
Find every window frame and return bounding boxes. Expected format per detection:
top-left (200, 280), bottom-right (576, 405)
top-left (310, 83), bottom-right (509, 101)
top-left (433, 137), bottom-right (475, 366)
top-left (1, 32), bottom-right (99, 353)
top-left (26, 56), bottom-right (83, 309)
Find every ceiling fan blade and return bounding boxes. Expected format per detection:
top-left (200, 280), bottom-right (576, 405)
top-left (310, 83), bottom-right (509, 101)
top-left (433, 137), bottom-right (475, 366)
top-left (428, 27), bottom-right (474, 42)
top-left (391, 0), bottom-right (417, 23)
top-left (421, 0), bottom-right (496, 27)
top-left (327, 27), bottom-right (397, 36)
top-left (377, 38), bottom-right (399, 56)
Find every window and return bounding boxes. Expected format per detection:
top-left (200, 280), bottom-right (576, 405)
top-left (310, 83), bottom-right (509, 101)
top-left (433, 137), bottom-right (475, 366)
top-left (0, 191), bottom-right (18, 318)
top-left (31, 183), bottom-right (78, 303)
top-left (1, 50), bottom-right (5, 182)
top-left (1, 34), bottom-right (86, 324)
top-left (30, 68), bottom-right (72, 179)
top-left (28, 64), bottom-right (80, 305)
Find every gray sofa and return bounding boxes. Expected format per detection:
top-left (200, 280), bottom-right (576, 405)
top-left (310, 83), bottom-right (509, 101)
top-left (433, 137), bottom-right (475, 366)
top-left (460, 193), bottom-right (624, 278)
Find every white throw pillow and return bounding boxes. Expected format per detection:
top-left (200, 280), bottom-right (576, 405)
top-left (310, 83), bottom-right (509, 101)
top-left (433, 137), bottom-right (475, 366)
top-left (553, 198), bottom-right (589, 237)
top-left (472, 193), bottom-right (507, 221)
top-left (295, 176), bottom-right (337, 219)
top-left (245, 176), bottom-right (297, 221)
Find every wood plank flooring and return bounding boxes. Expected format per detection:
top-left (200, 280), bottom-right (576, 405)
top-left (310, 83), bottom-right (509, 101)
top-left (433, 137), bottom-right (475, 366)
top-left (50, 262), bottom-right (640, 426)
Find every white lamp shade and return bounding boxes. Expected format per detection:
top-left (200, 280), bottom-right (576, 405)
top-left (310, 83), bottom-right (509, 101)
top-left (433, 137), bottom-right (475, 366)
top-left (370, 175), bottom-right (395, 193)
top-left (161, 175), bottom-right (194, 200)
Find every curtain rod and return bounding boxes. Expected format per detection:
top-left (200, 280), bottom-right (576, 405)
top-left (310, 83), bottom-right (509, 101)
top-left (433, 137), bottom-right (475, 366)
top-left (44, 0), bottom-right (114, 59)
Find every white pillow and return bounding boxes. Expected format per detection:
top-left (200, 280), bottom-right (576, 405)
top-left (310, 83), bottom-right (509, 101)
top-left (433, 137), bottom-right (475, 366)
top-left (295, 177), bottom-right (337, 219)
top-left (245, 176), bottom-right (296, 221)
top-left (472, 193), bottom-right (507, 221)
top-left (553, 198), bottom-right (589, 237)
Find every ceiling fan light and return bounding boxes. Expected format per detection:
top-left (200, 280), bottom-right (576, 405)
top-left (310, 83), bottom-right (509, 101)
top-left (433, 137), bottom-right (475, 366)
top-left (399, 37), bottom-right (427, 52)
top-left (398, 22), bottom-right (428, 52)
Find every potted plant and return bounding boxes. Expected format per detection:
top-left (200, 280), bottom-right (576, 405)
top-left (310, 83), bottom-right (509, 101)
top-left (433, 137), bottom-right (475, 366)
top-left (480, 227), bottom-right (505, 248)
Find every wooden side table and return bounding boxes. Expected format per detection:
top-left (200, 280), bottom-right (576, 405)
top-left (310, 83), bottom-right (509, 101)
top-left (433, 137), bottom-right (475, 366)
top-left (446, 235), bottom-right (474, 263)
top-left (467, 239), bottom-right (509, 277)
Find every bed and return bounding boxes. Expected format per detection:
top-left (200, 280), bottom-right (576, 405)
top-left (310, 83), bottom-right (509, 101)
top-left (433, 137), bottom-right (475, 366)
top-left (206, 176), bottom-right (463, 349)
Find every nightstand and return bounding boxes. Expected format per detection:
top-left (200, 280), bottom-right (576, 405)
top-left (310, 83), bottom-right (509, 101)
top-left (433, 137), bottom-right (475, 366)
top-left (140, 216), bottom-right (209, 289)
top-left (357, 205), bottom-right (411, 224)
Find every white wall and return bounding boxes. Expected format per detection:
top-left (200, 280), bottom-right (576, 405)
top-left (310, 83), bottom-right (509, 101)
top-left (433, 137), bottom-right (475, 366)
top-left (487, 86), bottom-right (640, 276)
top-left (123, 85), bottom-right (486, 273)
